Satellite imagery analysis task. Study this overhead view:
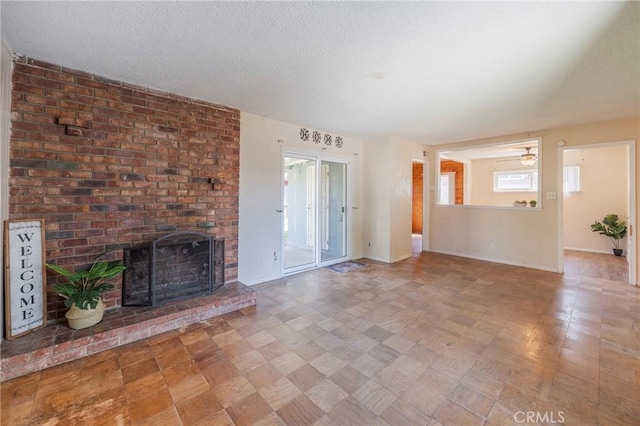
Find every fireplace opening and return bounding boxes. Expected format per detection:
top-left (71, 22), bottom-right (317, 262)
top-left (122, 232), bottom-right (224, 306)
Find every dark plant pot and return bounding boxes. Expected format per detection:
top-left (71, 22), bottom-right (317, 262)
top-left (613, 249), bottom-right (623, 256)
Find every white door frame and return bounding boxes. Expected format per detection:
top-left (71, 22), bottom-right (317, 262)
top-left (282, 149), bottom-right (352, 276)
top-left (557, 140), bottom-right (637, 284)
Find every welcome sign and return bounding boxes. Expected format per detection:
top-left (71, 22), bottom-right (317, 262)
top-left (4, 219), bottom-right (47, 339)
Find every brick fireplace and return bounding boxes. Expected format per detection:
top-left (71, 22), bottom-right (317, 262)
top-left (8, 57), bottom-right (240, 322)
top-left (2, 57), bottom-right (252, 381)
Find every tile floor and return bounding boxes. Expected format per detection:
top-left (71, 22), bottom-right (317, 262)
top-left (564, 249), bottom-right (629, 283)
top-left (2, 252), bottom-right (639, 425)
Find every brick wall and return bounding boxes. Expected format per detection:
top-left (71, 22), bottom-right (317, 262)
top-left (412, 162), bottom-right (423, 234)
top-left (9, 57), bottom-right (240, 322)
top-left (440, 160), bottom-right (464, 204)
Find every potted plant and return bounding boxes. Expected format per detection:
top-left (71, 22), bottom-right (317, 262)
top-left (590, 214), bottom-right (627, 256)
top-left (529, 200), bottom-right (537, 208)
top-left (46, 254), bottom-right (126, 329)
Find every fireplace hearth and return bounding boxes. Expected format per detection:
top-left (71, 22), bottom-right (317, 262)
top-left (123, 232), bottom-right (225, 306)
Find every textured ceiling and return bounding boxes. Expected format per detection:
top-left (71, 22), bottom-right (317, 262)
top-left (1, 1), bottom-right (638, 144)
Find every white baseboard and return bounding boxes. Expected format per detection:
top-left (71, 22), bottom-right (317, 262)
top-left (363, 255), bottom-right (391, 263)
top-left (428, 249), bottom-right (560, 273)
top-left (390, 254), bottom-right (412, 263)
top-left (240, 274), bottom-right (282, 286)
top-left (563, 247), bottom-right (620, 255)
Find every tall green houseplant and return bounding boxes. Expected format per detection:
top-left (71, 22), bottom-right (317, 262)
top-left (590, 214), bottom-right (627, 256)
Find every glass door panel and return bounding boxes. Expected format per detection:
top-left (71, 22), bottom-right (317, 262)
top-left (283, 156), bottom-right (316, 271)
top-left (320, 161), bottom-right (346, 263)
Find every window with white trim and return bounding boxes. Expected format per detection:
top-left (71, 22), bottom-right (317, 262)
top-left (493, 170), bottom-right (538, 192)
top-left (563, 165), bottom-right (580, 193)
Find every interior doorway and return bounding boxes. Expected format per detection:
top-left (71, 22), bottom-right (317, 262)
top-left (559, 141), bottom-right (636, 284)
top-left (412, 161), bottom-right (424, 255)
top-left (283, 152), bottom-right (348, 274)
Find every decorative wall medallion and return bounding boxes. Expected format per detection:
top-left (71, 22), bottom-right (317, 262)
top-left (335, 136), bottom-right (343, 148)
top-left (312, 131), bottom-right (321, 144)
top-left (324, 134), bottom-right (332, 145)
top-left (299, 128), bottom-right (309, 141)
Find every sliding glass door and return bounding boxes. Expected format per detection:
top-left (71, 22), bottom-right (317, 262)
top-left (320, 160), bottom-right (346, 262)
top-left (283, 153), bottom-right (348, 274)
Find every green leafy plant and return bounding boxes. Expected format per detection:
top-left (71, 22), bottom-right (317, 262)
top-left (529, 200), bottom-right (537, 207)
top-left (47, 255), bottom-right (126, 309)
top-left (590, 214), bottom-right (627, 250)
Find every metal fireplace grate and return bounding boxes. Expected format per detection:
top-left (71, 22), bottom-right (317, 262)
top-left (122, 232), bottom-right (224, 307)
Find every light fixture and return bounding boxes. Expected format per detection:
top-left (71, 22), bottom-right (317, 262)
top-left (520, 147), bottom-right (537, 166)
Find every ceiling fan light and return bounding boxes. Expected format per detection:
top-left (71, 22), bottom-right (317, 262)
top-left (521, 156), bottom-right (536, 166)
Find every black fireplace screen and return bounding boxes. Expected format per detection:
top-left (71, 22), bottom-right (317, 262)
top-left (122, 232), bottom-right (224, 306)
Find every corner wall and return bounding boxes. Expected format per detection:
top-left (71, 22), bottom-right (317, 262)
top-left (363, 136), bottom-right (424, 263)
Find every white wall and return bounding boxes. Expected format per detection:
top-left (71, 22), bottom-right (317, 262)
top-left (362, 136), bottom-right (424, 263)
top-left (239, 113), bottom-right (363, 285)
top-left (429, 117), bottom-right (639, 278)
top-left (1, 42), bottom-right (13, 341)
top-left (470, 158), bottom-right (539, 207)
top-left (563, 145), bottom-right (628, 253)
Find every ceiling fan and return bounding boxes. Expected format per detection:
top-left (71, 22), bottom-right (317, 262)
top-left (497, 147), bottom-right (537, 166)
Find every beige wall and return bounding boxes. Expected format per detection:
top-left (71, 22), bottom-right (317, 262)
top-left (470, 158), bottom-right (539, 207)
top-left (238, 113), bottom-right (364, 285)
top-left (363, 136), bottom-right (424, 262)
top-left (429, 116), bottom-right (639, 283)
top-left (363, 137), bottom-right (391, 262)
top-left (563, 145), bottom-right (628, 253)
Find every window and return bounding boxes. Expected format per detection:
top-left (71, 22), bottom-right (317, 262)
top-left (439, 173), bottom-right (455, 204)
top-left (493, 170), bottom-right (538, 192)
top-left (563, 165), bottom-right (580, 193)
top-left (436, 138), bottom-right (541, 207)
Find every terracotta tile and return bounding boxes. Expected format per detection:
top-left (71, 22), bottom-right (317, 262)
top-left (276, 394), bottom-right (324, 426)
